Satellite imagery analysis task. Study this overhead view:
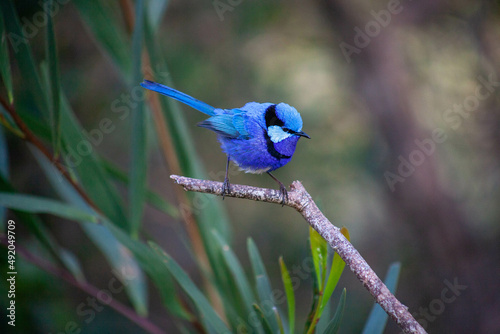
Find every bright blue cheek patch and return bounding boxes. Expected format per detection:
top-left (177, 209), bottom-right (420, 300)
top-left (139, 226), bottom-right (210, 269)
top-left (268, 125), bottom-right (292, 143)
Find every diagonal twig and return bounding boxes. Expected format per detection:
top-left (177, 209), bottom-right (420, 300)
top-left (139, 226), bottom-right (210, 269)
top-left (170, 175), bottom-right (427, 334)
top-left (0, 234), bottom-right (165, 334)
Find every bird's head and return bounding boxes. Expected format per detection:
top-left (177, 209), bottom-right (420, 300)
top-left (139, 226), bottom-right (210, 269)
top-left (265, 103), bottom-right (310, 143)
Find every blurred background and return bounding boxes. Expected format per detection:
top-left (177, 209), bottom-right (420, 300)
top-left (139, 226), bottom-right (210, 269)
top-left (1, 0), bottom-right (500, 333)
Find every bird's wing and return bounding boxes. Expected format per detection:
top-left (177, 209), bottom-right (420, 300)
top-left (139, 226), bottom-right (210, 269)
top-left (197, 109), bottom-right (251, 139)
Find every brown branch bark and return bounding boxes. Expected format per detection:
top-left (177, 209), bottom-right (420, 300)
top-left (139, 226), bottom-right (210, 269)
top-left (170, 175), bottom-right (427, 334)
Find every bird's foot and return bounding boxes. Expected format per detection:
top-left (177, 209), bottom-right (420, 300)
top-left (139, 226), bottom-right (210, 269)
top-left (222, 177), bottom-right (231, 199)
top-left (267, 171), bottom-right (288, 206)
top-left (279, 183), bottom-right (288, 207)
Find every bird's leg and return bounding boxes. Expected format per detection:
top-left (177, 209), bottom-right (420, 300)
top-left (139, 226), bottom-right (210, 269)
top-left (267, 172), bottom-right (288, 206)
top-left (222, 156), bottom-right (231, 198)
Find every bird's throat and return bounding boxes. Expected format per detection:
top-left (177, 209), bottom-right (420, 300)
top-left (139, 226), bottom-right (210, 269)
top-left (264, 131), bottom-right (300, 160)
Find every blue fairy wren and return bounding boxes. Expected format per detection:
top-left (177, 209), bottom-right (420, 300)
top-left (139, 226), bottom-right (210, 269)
top-left (140, 80), bottom-right (310, 204)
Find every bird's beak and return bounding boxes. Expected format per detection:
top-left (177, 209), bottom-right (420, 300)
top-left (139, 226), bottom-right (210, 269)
top-left (296, 131), bottom-right (311, 139)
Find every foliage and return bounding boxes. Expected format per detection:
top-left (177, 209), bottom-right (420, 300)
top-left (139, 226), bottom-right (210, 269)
top-left (0, 1), bottom-right (401, 333)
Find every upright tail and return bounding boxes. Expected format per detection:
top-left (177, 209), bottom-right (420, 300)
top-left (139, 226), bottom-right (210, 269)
top-left (140, 80), bottom-right (216, 116)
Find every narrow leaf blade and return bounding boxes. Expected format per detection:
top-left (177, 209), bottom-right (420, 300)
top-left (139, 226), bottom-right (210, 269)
top-left (146, 0), bottom-right (170, 30)
top-left (0, 125), bottom-right (8, 226)
top-left (129, 0), bottom-right (147, 236)
top-left (45, 0), bottom-right (61, 155)
top-left (310, 226), bottom-right (327, 290)
top-left (213, 230), bottom-right (255, 316)
top-left (274, 307), bottom-right (285, 334)
top-left (279, 257), bottom-right (295, 334)
top-left (73, 0), bottom-right (131, 76)
top-left (149, 241), bottom-right (229, 332)
top-left (83, 222), bottom-right (149, 316)
top-left (0, 174), bottom-right (85, 281)
top-left (252, 304), bottom-right (274, 334)
top-left (32, 148), bottom-right (149, 316)
top-left (0, 8), bottom-right (13, 103)
top-left (247, 238), bottom-right (279, 332)
top-left (0, 192), bottom-right (99, 223)
top-left (105, 220), bottom-right (187, 319)
top-left (59, 95), bottom-right (128, 228)
top-left (0, 1), bottom-right (49, 117)
top-left (323, 288), bottom-right (346, 334)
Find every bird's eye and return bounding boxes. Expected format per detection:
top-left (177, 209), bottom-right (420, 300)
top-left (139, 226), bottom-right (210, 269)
top-left (265, 104), bottom-right (285, 128)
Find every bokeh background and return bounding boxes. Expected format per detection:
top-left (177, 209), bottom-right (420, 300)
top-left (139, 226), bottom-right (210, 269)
top-left (1, 0), bottom-right (500, 333)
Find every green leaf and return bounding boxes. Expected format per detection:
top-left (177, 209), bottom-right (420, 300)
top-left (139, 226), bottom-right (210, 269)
top-left (15, 107), bottom-right (52, 140)
top-left (73, 0), bottom-right (131, 76)
top-left (316, 294), bottom-right (332, 334)
top-left (310, 226), bottom-right (327, 290)
top-left (252, 304), bottom-right (274, 334)
top-left (129, 0), bottom-right (147, 236)
top-left (213, 230), bottom-right (255, 316)
top-left (0, 8), bottom-right (13, 103)
top-left (104, 221), bottom-right (188, 319)
top-left (361, 262), bottom-right (401, 334)
top-left (0, 1), bottom-right (49, 118)
top-left (0, 126), bottom-right (8, 226)
top-left (308, 227), bottom-right (349, 334)
top-left (83, 222), bottom-right (149, 316)
top-left (0, 174), bottom-right (85, 281)
top-left (45, 0), bottom-right (61, 156)
top-left (31, 147), bottom-right (149, 316)
top-left (274, 307), bottom-right (285, 334)
top-left (305, 274), bottom-right (320, 334)
top-left (340, 226), bottom-right (350, 242)
top-left (279, 257), bottom-right (295, 334)
top-left (59, 95), bottom-right (128, 228)
top-left (149, 241), bottom-right (229, 333)
top-left (323, 288), bottom-right (346, 334)
top-left (0, 192), bottom-right (99, 223)
top-left (208, 259), bottom-right (244, 332)
top-left (58, 247), bottom-right (86, 283)
top-left (145, 0), bottom-right (170, 30)
top-left (320, 227), bottom-right (350, 315)
top-left (247, 238), bottom-right (279, 332)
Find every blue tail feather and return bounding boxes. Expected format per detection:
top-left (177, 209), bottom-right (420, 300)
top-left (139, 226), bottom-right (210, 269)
top-left (140, 80), bottom-right (216, 116)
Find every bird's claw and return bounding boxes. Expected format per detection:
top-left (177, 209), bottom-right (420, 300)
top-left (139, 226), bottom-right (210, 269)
top-left (222, 178), bottom-right (231, 199)
top-left (279, 184), bottom-right (288, 206)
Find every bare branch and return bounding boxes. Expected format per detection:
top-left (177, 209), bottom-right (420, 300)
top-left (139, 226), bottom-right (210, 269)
top-left (171, 175), bottom-right (427, 334)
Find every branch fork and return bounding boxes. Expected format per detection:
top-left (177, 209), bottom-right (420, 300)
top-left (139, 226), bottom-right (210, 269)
top-left (171, 175), bottom-right (427, 334)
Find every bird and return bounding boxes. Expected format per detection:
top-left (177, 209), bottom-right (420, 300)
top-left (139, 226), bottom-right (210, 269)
top-left (140, 80), bottom-right (310, 204)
